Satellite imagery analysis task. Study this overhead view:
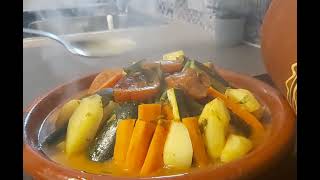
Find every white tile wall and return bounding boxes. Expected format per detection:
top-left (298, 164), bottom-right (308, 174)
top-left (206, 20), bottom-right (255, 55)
top-left (156, 0), bottom-right (271, 44)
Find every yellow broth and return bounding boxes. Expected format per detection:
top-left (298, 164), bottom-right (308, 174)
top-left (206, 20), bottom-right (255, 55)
top-left (45, 134), bottom-right (265, 177)
top-left (41, 96), bottom-right (270, 177)
top-left (42, 123), bottom-right (269, 177)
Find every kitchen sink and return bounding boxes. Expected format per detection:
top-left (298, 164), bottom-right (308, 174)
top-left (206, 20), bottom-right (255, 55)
top-left (23, 5), bottom-right (168, 38)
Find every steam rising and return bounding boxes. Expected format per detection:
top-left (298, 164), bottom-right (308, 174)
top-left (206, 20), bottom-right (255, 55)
top-left (23, 0), bottom-right (155, 97)
top-left (24, 0), bottom-right (120, 35)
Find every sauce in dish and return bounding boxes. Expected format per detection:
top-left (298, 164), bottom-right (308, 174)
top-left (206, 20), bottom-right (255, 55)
top-left (40, 50), bottom-right (270, 177)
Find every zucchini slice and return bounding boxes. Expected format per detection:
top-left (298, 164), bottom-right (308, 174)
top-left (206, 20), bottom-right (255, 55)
top-left (167, 88), bottom-right (189, 121)
top-left (41, 122), bottom-right (68, 148)
top-left (88, 102), bottom-right (138, 162)
top-left (163, 50), bottom-right (185, 61)
top-left (66, 94), bottom-right (104, 156)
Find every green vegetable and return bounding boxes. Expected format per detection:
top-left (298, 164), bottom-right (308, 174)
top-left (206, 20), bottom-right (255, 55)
top-left (185, 96), bottom-right (204, 117)
top-left (88, 114), bottom-right (118, 162)
top-left (88, 102), bottom-right (138, 162)
top-left (166, 88), bottom-right (203, 120)
top-left (163, 121), bottom-right (193, 169)
top-left (96, 88), bottom-right (114, 107)
top-left (42, 122), bottom-right (68, 148)
top-left (159, 91), bottom-right (168, 102)
top-left (181, 58), bottom-right (192, 72)
top-left (101, 101), bottom-right (119, 126)
top-left (115, 102), bottom-right (138, 120)
top-left (124, 60), bottom-right (146, 74)
top-left (186, 60), bottom-right (230, 93)
top-left (167, 88), bottom-right (189, 120)
top-left (66, 94), bottom-right (104, 156)
top-left (221, 134), bottom-right (253, 163)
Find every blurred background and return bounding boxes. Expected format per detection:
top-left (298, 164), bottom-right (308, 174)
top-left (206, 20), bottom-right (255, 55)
top-left (23, 0), bottom-right (271, 107)
top-left (24, 0), bottom-right (271, 44)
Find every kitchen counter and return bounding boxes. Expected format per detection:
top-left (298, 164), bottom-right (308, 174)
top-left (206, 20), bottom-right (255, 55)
top-left (23, 22), bottom-right (266, 108)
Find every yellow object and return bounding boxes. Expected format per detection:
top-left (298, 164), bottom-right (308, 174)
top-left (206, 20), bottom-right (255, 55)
top-left (167, 88), bottom-right (180, 121)
top-left (56, 141), bottom-right (66, 152)
top-left (163, 50), bottom-right (185, 61)
top-left (199, 98), bottom-right (230, 160)
top-left (204, 113), bottom-right (226, 160)
top-left (285, 62), bottom-right (297, 113)
top-left (225, 88), bottom-right (261, 113)
top-left (56, 99), bottom-right (80, 129)
top-left (163, 121), bottom-right (193, 169)
top-left (199, 98), bottom-right (230, 131)
top-left (220, 134), bottom-right (253, 163)
top-left (66, 94), bottom-right (103, 156)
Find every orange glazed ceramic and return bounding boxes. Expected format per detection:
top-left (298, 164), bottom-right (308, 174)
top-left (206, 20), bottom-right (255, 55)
top-left (23, 66), bottom-right (296, 180)
top-left (261, 0), bottom-right (297, 113)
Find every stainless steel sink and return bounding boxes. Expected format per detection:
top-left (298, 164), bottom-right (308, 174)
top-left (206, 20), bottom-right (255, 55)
top-left (30, 13), bottom-right (166, 34)
top-left (23, 6), bottom-right (168, 38)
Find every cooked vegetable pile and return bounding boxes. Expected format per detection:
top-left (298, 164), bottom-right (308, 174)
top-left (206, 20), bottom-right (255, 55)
top-left (42, 50), bottom-right (266, 176)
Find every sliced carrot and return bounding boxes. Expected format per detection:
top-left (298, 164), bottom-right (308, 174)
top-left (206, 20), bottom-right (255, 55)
top-left (88, 69), bottom-right (124, 94)
top-left (138, 104), bottom-right (162, 122)
top-left (125, 120), bottom-right (156, 172)
top-left (140, 119), bottom-right (171, 176)
top-left (113, 119), bottom-right (136, 165)
top-left (161, 103), bottom-right (174, 120)
top-left (113, 86), bottom-right (160, 103)
top-left (182, 117), bottom-right (209, 167)
top-left (207, 87), bottom-right (265, 139)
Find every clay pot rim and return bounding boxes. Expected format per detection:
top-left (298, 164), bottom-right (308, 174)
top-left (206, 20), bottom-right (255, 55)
top-left (23, 67), bottom-right (296, 180)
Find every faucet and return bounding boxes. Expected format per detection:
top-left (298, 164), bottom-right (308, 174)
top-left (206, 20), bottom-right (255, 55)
top-left (115, 0), bottom-right (131, 14)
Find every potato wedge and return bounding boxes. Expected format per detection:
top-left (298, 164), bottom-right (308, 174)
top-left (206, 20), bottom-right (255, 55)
top-left (199, 98), bottom-right (230, 160)
top-left (55, 99), bottom-right (80, 129)
top-left (204, 114), bottom-right (226, 160)
top-left (163, 122), bottom-right (193, 169)
top-left (225, 88), bottom-right (261, 114)
top-left (199, 98), bottom-right (230, 131)
top-left (66, 94), bottom-right (103, 156)
top-left (221, 134), bottom-right (253, 163)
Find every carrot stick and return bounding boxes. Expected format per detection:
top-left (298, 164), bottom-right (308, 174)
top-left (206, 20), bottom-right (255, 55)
top-left (113, 119), bottom-right (136, 164)
top-left (207, 87), bottom-right (265, 138)
top-left (140, 120), bottom-right (171, 176)
top-left (125, 120), bottom-right (156, 172)
top-left (138, 104), bottom-right (162, 122)
top-left (113, 86), bottom-right (160, 103)
top-left (88, 69), bottom-right (124, 94)
top-left (161, 103), bottom-right (174, 121)
top-left (182, 117), bottom-right (209, 167)
top-left (98, 73), bottom-right (124, 89)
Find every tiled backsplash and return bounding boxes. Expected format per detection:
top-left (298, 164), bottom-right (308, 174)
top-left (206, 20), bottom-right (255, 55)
top-left (156, 0), bottom-right (271, 44)
top-left (24, 0), bottom-right (271, 44)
